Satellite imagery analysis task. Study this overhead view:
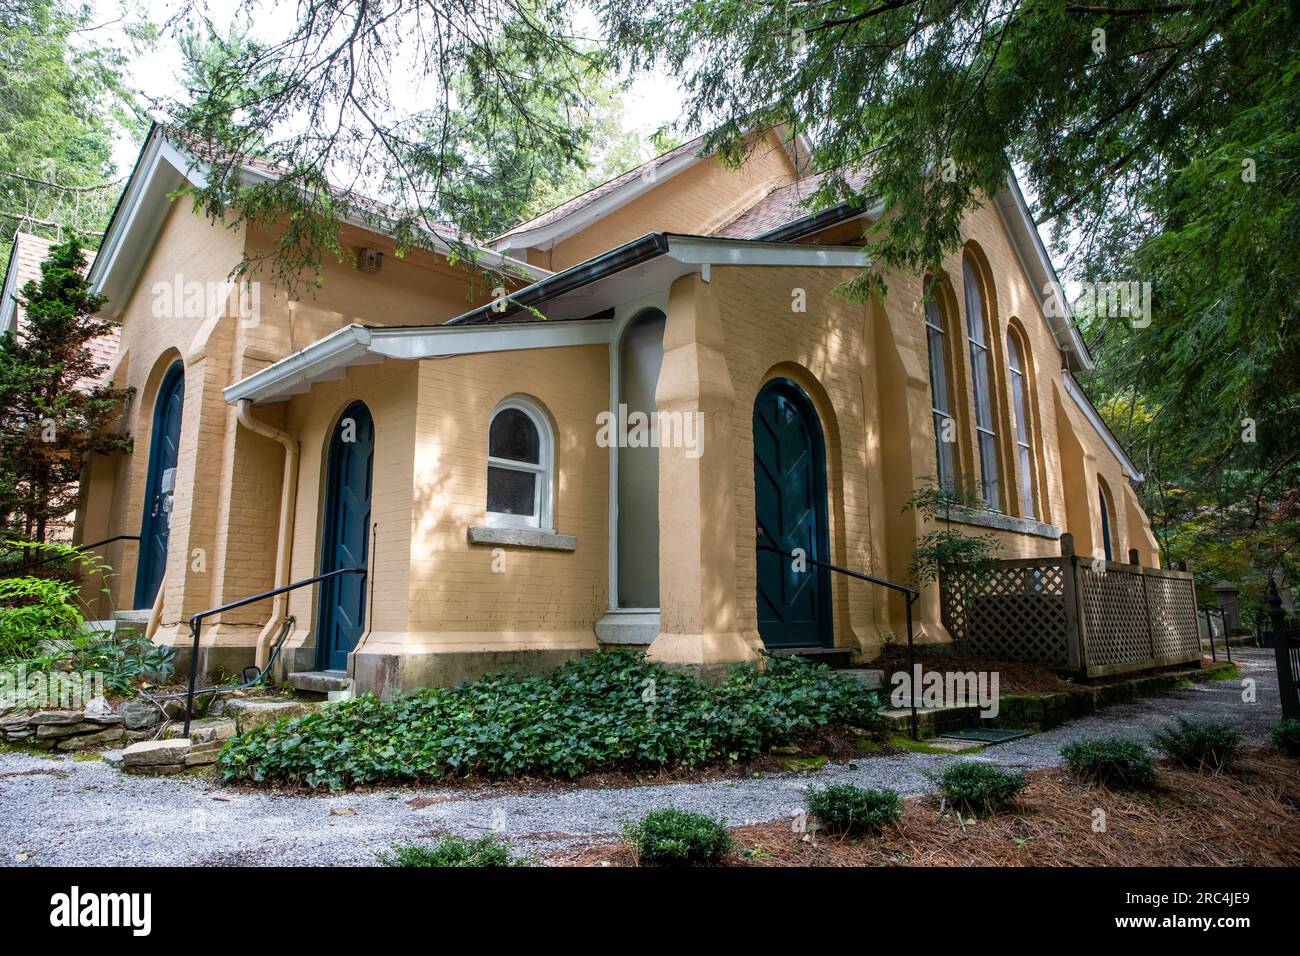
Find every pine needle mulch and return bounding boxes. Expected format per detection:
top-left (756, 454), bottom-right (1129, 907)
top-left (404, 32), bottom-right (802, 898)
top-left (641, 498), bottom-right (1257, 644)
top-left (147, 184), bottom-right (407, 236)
top-left (555, 749), bottom-right (1300, 867)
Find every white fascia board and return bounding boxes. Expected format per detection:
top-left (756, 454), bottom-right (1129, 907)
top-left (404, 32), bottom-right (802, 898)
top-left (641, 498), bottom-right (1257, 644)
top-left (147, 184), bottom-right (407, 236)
top-left (995, 173), bottom-right (1094, 372)
top-left (0, 239), bottom-right (21, 335)
top-left (492, 152), bottom-right (703, 254)
top-left (224, 318), bottom-right (615, 405)
top-left (666, 235), bottom-right (870, 269)
top-left (1062, 370), bottom-right (1143, 482)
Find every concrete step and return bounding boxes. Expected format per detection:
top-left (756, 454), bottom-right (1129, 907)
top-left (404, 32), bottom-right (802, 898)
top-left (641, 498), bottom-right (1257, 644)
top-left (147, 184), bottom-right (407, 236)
top-left (881, 703), bottom-right (983, 732)
top-left (112, 610), bottom-right (151, 633)
top-left (840, 668), bottom-right (885, 691)
top-left (771, 646), bottom-right (855, 669)
top-left (287, 671), bottom-right (352, 694)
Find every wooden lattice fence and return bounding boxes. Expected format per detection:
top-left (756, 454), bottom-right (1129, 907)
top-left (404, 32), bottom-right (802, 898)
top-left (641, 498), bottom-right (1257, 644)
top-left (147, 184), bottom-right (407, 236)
top-left (941, 537), bottom-right (1201, 678)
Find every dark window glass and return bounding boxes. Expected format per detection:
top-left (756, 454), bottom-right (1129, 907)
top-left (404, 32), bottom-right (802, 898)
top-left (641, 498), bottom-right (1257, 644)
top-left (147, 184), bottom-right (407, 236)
top-left (489, 408), bottom-right (540, 463)
top-left (487, 466), bottom-right (536, 516)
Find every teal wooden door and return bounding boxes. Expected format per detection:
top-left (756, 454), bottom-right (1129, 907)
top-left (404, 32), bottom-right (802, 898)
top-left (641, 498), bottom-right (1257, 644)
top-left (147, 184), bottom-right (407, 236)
top-left (317, 403), bottom-right (374, 670)
top-left (134, 362), bottom-right (184, 609)
top-left (753, 379), bottom-right (831, 648)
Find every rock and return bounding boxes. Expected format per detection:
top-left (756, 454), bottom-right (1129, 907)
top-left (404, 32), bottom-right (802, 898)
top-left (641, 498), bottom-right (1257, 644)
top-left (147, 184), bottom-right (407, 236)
top-left (161, 699), bottom-right (188, 721)
top-left (162, 718), bottom-right (236, 745)
top-left (780, 755), bottom-right (830, 773)
top-left (4, 730), bottom-right (33, 741)
top-left (123, 764), bottom-right (188, 776)
top-left (56, 726), bottom-right (125, 751)
top-left (35, 721), bottom-right (103, 739)
top-left (0, 713), bottom-right (31, 731)
top-left (121, 739), bottom-right (192, 768)
top-left (123, 729), bottom-right (155, 743)
top-left (226, 698), bottom-right (316, 735)
top-left (29, 710), bottom-right (83, 726)
top-left (102, 750), bottom-right (125, 768)
top-left (115, 700), bottom-right (161, 730)
top-left (184, 741), bottom-right (223, 766)
top-left (83, 696), bottom-right (114, 720)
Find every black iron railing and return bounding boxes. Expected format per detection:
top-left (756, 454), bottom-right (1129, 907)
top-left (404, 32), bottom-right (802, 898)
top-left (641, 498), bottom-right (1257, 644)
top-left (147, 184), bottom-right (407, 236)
top-left (1, 534), bottom-right (141, 577)
top-left (1199, 604), bottom-right (1232, 664)
top-left (757, 540), bottom-right (921, 739)
top-left (183, 566), bottom-right (367, 735)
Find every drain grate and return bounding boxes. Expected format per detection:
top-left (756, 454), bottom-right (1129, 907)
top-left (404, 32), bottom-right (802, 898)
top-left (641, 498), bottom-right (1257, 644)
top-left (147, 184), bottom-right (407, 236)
top-left (938, 728), bottom-right (1030, 745)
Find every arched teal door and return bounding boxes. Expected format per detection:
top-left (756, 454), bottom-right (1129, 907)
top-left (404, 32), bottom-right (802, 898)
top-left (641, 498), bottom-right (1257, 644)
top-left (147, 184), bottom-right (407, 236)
top-left (753, 379), bottom-right (831, 648)
top-left (317, 402), bottom-right (374, 671)
top-left (134, 362), bottom-right (184, 609)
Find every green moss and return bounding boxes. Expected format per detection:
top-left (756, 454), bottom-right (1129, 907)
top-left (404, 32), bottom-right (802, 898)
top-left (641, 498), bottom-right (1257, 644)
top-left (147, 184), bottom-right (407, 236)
top-left (71, 752), bottom-right (103, 762)
top-left (780, 755), bottom-right (829, 772)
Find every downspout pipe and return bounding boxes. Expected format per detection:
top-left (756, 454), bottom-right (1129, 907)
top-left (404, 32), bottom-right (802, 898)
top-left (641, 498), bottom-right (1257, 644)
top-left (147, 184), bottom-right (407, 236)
top-left (235, 399), bottom-right (300, 669)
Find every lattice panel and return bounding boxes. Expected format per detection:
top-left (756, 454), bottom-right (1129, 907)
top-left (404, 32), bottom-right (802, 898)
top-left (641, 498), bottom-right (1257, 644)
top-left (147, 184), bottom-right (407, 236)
top-left (942, 564), bottom-right (1069, 665)
top-left (1143, 573), bottom-right (1200, 661)
top-left (1079, 567), bottom-right (1151, 668)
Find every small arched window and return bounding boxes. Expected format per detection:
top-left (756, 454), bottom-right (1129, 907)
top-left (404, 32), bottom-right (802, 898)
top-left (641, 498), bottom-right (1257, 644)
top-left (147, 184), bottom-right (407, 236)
top-left (963, 255), bottom-right (1000, 510)
top-left (923, 280), bottom-right (956, 490)
top-left (487, 398), bottom-right (553, 530)
top-left (1006, 328), bottom-right (1036, 519)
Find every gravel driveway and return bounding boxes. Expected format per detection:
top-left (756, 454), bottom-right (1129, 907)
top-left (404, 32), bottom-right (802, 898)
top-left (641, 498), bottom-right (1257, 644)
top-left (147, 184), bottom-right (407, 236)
top-left (0, 649), bottom-right (1281, 866)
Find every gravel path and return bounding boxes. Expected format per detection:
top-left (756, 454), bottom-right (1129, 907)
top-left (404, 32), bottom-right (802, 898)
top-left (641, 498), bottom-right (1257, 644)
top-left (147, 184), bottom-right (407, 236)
top-left (0, 649), bottom-right (1280, 866)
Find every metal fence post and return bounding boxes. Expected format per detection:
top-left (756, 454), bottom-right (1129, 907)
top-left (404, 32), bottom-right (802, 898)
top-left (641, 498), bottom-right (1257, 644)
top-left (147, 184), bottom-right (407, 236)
top-left (1266, 577), bottom-right (1299, 718)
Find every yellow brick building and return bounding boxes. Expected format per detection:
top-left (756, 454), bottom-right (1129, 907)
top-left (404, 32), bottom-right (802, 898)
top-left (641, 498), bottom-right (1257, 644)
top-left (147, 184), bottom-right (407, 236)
top-left (76, 125), bottom-right (1158, 695)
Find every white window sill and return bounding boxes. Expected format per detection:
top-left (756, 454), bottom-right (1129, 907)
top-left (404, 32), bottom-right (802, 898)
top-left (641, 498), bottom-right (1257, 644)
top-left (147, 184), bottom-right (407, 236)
top-left (468, 526), bottom-right (576, 551)
top-left (947, 506), bottom-right (1061, 539)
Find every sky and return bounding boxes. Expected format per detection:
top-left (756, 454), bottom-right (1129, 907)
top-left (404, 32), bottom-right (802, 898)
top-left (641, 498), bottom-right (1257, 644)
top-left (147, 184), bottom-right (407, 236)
top-left (90, 0), bottom-right (687, 174)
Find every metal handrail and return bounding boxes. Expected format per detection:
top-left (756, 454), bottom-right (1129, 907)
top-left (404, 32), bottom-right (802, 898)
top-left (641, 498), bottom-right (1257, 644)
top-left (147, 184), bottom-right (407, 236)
top-left (757, 540), bottom-right (922, 739)
top-left (1, 534), bottom-right (141, 576)
top-left (183, 566), bottom-right (367, 735)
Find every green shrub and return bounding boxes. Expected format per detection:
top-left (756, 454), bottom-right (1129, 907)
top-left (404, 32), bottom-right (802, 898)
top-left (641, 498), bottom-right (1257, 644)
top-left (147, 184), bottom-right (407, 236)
top-left (1271, 718), bottom-right (1300, 757)
top-left (938, 762), bottom-right (1027, 816)
top-left (1060, 737), bottom-right (1156, 789)
top-left (804, 783), bottom-right (901, 836)
top-left (218, 653), bottom-right (879, 789)
top-left (0, 575), bottom-right (83, 661)
top-left (622, 807), bottom-right (733, 866)
top-left (1152, 718), bottom-right (1241, 772)
top-left (378, 834), bottom-right (525, 867)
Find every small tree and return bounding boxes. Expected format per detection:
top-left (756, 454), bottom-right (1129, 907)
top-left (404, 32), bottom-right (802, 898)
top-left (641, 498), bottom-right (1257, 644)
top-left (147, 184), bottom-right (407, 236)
top-left (0, 236), bottom-right (131, 551)
top-left (902, 476), bottom-right (1002, 587)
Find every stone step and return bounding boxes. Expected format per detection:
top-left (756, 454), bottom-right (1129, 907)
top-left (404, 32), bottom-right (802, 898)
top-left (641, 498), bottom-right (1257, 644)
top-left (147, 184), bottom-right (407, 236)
top-left (770, 646), bottom-right (855, 669)
top-left (225, 697), bottom-right (319, 735)
top-left (840, 668), bottom-right (884, 691)
top-left (287, 670), bottom-right (352, 694)
top-left (881, 703), bottom-right (983, 732)
top-left (112, 610), bottom-right (151, 633)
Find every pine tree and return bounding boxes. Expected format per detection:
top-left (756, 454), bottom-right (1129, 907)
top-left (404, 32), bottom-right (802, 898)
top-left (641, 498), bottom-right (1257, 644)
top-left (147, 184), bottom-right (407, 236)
top-left (0, 236), bottom-right (131, 549)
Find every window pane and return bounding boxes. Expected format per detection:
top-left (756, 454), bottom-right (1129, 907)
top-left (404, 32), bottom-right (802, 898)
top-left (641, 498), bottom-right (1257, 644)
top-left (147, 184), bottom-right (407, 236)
top-left (489, 408), bottom-right (540, 463)
top-left (1019, 446), bottom-right (1034, 519)
top-left (978, 431), bottom-right (1000, 511)
top-left (934, 412), bottom-right (954, 489)
top-left (487, 466), bottom-right (536, 516)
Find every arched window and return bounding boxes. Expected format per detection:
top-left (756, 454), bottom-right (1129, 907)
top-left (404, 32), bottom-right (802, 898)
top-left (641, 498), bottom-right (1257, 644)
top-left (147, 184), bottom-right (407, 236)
top-left (487, 398), bottom-right (553, 530)
top-left (1097, 478), bottom-right (1116, 562)
top-left (963, 255), bottom-right (1000, 510)
top-left (1006, 328), bottom-right (1036, 519)
top-left (923, 280), bottom-right (956, 490)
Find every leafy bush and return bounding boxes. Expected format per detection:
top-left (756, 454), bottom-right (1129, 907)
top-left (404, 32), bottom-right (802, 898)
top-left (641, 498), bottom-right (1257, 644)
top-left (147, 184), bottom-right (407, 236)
top-left (1060, 737), bottom-right (1156, 789)
top-left (218, 653), bottom-right (879, 789)
top-left (1271, 718), bottom-right (1300, 757)
top-left (378, 834), bottom-right (525, 867)
top-left (622, 807), bottom-right (733, 866)
top-left (938, 762), bottom-right (1027, 816)
top-left (804, 782), bottom-right (901, 836)
top-left (1153, 718), bottom-right (1241, 772)
top-left (0, 575), bottom-right (83, 661)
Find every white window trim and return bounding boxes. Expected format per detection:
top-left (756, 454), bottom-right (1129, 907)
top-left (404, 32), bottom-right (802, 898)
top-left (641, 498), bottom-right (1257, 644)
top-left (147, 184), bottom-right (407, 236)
top-left (486, 397), bottom-right (554, 532)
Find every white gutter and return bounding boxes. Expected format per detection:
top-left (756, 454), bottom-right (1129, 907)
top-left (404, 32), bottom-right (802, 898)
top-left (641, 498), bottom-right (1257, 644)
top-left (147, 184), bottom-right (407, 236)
top-left (1062, 371), bottom-right (1143, 482)
top-left (236, 400), bottom-right (300, 667)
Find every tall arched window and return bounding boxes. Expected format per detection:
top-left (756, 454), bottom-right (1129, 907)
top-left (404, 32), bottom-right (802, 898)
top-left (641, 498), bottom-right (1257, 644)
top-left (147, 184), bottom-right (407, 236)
top-left (963, 255), bottom-right (1000, 510)
top-left (923, 280), bottom-right (955, 490)
top-left (486, 397), bottom-right (554, 530)
top-left (1097, 477), bottom-right (1116, 562)
top-left (1006, 328), bottom-right (1036, 519)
